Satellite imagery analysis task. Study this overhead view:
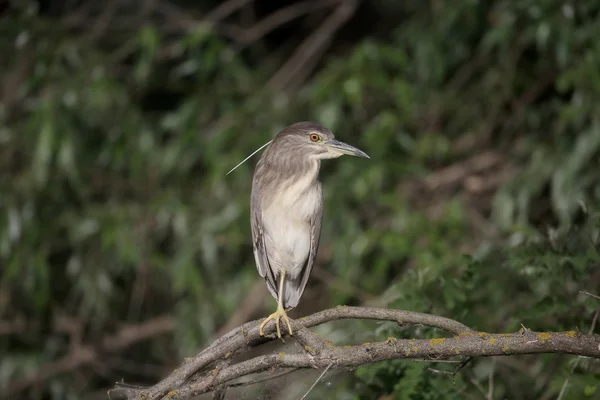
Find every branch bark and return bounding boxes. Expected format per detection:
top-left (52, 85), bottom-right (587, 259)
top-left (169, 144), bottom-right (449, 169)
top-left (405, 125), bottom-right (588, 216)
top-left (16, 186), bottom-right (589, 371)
top-left (109, 306), bottom-right (600, 400)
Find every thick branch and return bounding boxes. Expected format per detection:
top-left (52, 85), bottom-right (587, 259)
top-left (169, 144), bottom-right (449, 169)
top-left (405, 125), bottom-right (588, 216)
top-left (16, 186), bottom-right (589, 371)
top-left (174, 329), bottom-right (600, 399)
top-left (109, 306), bottom-right (600, 400)
top-left (299, 306), bottom-right (472, 334)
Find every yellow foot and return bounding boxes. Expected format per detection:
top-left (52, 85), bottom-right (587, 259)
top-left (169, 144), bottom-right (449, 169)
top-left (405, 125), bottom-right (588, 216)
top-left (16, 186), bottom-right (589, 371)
top-left (259, 306), bottom-right (293, 340)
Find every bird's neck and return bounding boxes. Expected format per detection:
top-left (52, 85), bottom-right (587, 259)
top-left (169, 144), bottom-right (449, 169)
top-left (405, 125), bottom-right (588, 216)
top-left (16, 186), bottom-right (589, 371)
top-left (262, 158), bottom-right (320, 213)
top-left (265, 157), bottom-right (320, 183)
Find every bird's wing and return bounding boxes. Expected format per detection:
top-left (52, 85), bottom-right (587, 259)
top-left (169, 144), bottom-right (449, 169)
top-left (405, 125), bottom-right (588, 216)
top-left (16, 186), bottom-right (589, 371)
top-left (250, 186), bottom-right (279, 299)
top-left (286, 184), bottom-right (323, 309)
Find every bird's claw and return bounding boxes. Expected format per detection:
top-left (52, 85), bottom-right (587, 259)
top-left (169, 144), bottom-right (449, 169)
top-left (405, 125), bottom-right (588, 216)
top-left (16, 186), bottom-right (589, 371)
top-left (259, 307), bottom-right (293, 341)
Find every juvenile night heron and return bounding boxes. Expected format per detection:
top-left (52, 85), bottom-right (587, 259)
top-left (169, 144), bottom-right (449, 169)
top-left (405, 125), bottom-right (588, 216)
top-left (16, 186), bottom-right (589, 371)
top-left (251, 121), bottom-right (369, 339)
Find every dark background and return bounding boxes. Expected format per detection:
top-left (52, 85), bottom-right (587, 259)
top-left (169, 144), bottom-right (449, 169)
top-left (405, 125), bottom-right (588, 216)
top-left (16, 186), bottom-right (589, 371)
top-left (1, 0), bottom-right (600, 399)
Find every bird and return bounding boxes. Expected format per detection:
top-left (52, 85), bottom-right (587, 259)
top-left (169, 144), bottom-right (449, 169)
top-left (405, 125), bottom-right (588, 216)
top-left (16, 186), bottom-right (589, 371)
top-left (250, 121), bottom-right (369, 339)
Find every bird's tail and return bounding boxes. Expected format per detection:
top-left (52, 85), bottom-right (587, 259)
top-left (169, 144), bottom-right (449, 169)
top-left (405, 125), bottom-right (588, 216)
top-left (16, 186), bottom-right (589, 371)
top-left (282, 275), bottom-right (304, 310)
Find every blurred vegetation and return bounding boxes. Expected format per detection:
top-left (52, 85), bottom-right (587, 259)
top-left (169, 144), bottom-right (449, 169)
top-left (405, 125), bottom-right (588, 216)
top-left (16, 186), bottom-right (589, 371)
top-left (1, 0), bottom-right (600, 399)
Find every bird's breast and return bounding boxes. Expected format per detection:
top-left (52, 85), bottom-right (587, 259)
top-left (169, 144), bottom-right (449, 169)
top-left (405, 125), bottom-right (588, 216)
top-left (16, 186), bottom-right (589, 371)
top-left (267, 171), bottom-right (321, 220)
top-left (261, 176), bottom-right (321, 274)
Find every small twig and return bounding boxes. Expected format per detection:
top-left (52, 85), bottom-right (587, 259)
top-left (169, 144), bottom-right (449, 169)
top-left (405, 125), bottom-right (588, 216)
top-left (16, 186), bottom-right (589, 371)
top-left (487, 358), bottom-right (496, 400)
top-left (428, 357), bottom-right (472, 383)
top-left (556, 374), bottom-right (570, 400)
top-left (428, 368), bottom-right (456, 377)
top-left (225, 368), bottom-right (300, 389)
top-left (455, 357), bottom-right (473, 376)
top-left (556, 308), bottom-right (600, 400)
top-left (579, 290), bottom-right (600, 301)
top-left (299, 363), bottom-right (333, 400)
top-left (412, 359), bottom-right (463, 364)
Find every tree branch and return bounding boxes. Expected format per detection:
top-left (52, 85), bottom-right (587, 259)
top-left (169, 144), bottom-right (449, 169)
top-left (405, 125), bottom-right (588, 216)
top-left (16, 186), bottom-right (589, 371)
top-left (109, 306), bottom-right (600, 400)
top-left (6, 315), bottom-right (175, 396)
top-left (218, 0), bottom-right (340, 45)
top-left (267, 0), bottom-right (359, 91)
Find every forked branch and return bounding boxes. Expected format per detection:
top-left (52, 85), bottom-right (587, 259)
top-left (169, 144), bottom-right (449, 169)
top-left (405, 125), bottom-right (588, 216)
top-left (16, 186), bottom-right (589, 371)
top-left (108, 306), bottom-right (600, 400)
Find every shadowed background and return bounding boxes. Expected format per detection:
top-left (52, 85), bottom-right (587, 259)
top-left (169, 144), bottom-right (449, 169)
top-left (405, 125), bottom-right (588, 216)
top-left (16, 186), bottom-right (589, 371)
top-left (1, 0), bottom-right (600, 399)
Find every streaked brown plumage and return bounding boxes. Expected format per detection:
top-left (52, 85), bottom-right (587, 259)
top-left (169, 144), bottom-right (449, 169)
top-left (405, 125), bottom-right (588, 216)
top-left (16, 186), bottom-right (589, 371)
top-left (251, 121), bottom-right (369, 339)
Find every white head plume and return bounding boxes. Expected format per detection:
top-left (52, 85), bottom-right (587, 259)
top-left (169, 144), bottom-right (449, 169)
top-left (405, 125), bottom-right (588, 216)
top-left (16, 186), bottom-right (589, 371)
top-left (226, 140), bottom-right (272, 175)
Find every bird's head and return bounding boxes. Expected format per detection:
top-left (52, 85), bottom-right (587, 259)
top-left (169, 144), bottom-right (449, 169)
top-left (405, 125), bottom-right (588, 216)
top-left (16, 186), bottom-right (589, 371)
top-left (271, 121), bottom-right (370, 161)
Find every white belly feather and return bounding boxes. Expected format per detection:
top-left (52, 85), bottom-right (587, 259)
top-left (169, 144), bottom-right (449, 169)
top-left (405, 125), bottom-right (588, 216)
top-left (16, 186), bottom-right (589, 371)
top-left (262, 169), bottom-right (320, 278)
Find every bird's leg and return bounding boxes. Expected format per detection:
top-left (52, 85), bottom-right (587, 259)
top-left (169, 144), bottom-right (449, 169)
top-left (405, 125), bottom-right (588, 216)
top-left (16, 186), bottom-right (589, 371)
top-left (277, 269), bottom-right (293, 336)
top-left (259, 268), bottom-right (293, 340)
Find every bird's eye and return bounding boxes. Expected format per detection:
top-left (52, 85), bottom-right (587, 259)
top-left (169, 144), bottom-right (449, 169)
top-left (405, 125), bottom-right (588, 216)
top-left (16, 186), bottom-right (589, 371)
top-left (309, 133), bottom-right (320, 142)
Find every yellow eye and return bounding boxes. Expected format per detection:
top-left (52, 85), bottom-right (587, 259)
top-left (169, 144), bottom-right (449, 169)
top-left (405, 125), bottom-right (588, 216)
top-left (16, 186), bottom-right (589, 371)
top-left (309, 133), bottom-right (320, 142)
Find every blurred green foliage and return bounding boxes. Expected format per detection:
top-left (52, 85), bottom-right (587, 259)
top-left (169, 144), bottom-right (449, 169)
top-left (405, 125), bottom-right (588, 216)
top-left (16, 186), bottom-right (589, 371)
top-left (1, 1), bottom-right (600, 399)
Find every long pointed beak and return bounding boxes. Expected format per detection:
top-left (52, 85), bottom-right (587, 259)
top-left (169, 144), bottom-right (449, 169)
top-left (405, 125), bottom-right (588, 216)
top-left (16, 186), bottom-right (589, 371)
top-left (324, 139), bottom-right (370, 159)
